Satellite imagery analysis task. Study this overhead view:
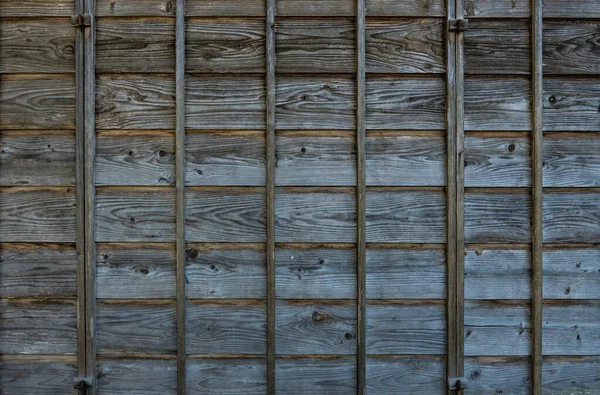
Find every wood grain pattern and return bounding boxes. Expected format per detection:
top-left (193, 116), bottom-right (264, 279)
top-left (542, 357), bottom-right (600, 393)
top-left (365, 0), bottom-right (445, 16)
top-left (0, 0), bottom-right (74, 16)
top-left (464, 357), bottom-right (530, 395)
top-left (96, 18), bottom-right (175, 73)
top-left (366, 190), bottom-right (446, 243)
top-left (97, 359), bottom-right (176, 394)
top-left (543, 301), bottom-right (600, 355)
top-left (543, 248), bottom-right (600, 300)
top-left (0, 299), bottom-right (76, 354)
top-left (544, 136), bottom-right (600, 187)
top-left (276, 0), bottom-right (354, 16)
top-left (275, 301), bottom-right (357, 354)
top-left (0, 361), bottom-right (77, 395)
top-left (96, 0), bottom-right (177, 16)
top-left (544, 21), bottom-right (600, 75)
top-left (366, 248), bottom-right (445, 299)
top-left (544, 192), bottom-right (600, 243)
top-left (187, 19), bottom-right (265, 73)
top-left (366, 356), bottom-right (445, 395)
top-left (465, 301), bottom-right (531, 356)
top-left (276, 20), bottom-right (355, 73)
top-left (187, 0), bottom-right (265, 16)
top-left (276, 247), bottom-right (356, 299)
top-left (366, 19), bottom-right (444, 74)
top-left (464, 192), bottom-right (531, 243)
top-left (464, 0), bottom-right (530, 18)
top-left (0, 133), bottom-right (76, 186)
top-left (544, 78), bottom-right (600, 131)
top-left (96, 75), bottom-right (175, 130)
top-left (277, 358), bottom-right (356, 394)
top-left (544, 0), bottom-right (600, 18)
top-left (188, 359), bottom-right (266, 394)
top-left (0, 244), bottom-right (76, 298)
top-left (186, 303), bottom-right (266, 354)
top-left (366, 303), bottom-right (446, 354)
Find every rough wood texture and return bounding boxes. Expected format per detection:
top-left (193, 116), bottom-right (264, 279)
top-left (543, 21), bottom-right (600, 75)
top-left (542, 357), bottom-right (600, 393)
top-left (544, 136), bottom-right (600, 187)
top-left (365, 0), bottom-right (445, 16)
top-left (543, 302), bottom-right (600, 355)
top-left (544, 78), bottom-right (600, 131)
top-left (276, 358), bottom-right (356, 394)
top-left (366, 356), bottom-right (445, 394)
top-left (96, 0), bottom-right (177, 16)
top-left (544, 0), bottom-right (600, 18)
top-left (97, 359), bottom-right (176, 394)
top-left (366, 19), bottom-right (444, 74)
top-left (544, 192), bottom-right (600, 243)
top-left (0, 133), bottom-right (76, 186)
top-left (543, 248), bottom-right (600, 300)
top-left (463, 0), bottom-right (529, 18)
top-left (275, 302), bottom-right (356, 354)
top-left (0, 0), bottom-right (74, 16)
top-left (188, 359), bottom-right (266, 394)
top-left (0, 361), bottom-right (77, 395)
top-left (187, 0), bottom-right (265, 16)
top-left (464, 357), bottom-right (530, 395)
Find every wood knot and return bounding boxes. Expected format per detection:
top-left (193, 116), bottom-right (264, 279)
top-left (312, 311), bottom-right (330, 322)
top-left (187, 248), bottom-right (198, 259)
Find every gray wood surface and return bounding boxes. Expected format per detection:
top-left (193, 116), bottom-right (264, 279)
top-left (544, 78), bottom-right (600, 131)
top-left (543, 302), bottom-right (600, 355)
top-left (464, 0), bottom-right (530, 18)
top-left (96, 0), bottom-right (177, 16)
top-left (544, 192), bottom-right (600, 243)
top-left (544, 21), bottom-right (600, 75)
top-left (544, 0), bottom-right (600, 18)
top-left (276, 0), bottom-right (354, 15)
top-left (188, 359), bottom-right (266, 394)
top-left (366, 0), bottom-right (445, 16)
top-left (366, 356), bottom-right (444, 394)
top-left (543, 248), bottom-right (600, 300)
top-left (0, 360), bottom-right (77, 395)
top-left (544, 136), bottom-right (600, 187)
top-left (97, 359), bottom-right (176, 394)
top-left (542, 357), bottom-right (600, 393)
top-left (0, 0), bottom-right (74, 16)
top-left (277, 358), bottom-right (356, 394)
top-left (187, 0), bottom-right (265, 16)
top-left (464, 357), bottom-right (530, 395)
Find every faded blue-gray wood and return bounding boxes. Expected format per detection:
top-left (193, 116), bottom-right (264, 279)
top-left (97, 359), bottom-right (176, 394)
top-left (544, 136), bottom-right (600, 187)
top-left (366, 356), bottom-right (445, 395)
top-left (543, 21), bottom-right (600, 75)
top-left (544, 0), bottom-right (600, 18)
top-left (544, 78), bottom-right (600, 131)
top-left (277, 358), bottom-right (356, 394)
top-left (464, 0), bottom-right (530, 17)
top-left (543, 301), bottom-right (600, 355)
top-left (96, 0), bottom-right (177, 16)
top-left (188, 359), bottom-right (266, 394)
top-left (543, 248), bottom-right (600, 300)
top-left (464, 357), bottom-right (530, 395)
top-left (0, 360), bottom-right (77, 395)
top-left (544, 192), bottom-right (600, 243)
top-left (542, 357), bottom-right (600, 393)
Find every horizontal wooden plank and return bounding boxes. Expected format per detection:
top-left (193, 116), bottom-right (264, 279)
top-left (0, 19), bottom-right (74, 73)
top-left (544, 78), bottom-right (600, 131)
top-left (97, 302), bottom-right (176, 355)
top-left (0, 188), bottom-right (76, 242)
top-left (464, 357), bottom-right (530, 395)
top-left (276, 76), bottom-right (355, 130)
top-left (187, 247), bottom-right (266, 299)
top-left (544, 21), bottom-right (600, 75)
top-left (188, 359), bottom-right (266, 394)
top-left (276, 0), bottom-right (354, 16)
top-left (187, 75), bottom-right (265, 130)
top-left (186, 133), bottom-right (265, 186)
top-left (96, 75), bottom-right (175, 130)
top-left (186, 189), bottom-right (265, 242)
top-left (276, 20), bottom-right (355, 73)
top-left (366, 136), bottom-right (445, 186)
top-left (543, 301), bottom-right (600, 355)
top-left (187, 0), bottom-right (265, 16)
top-left (97, 359), bottom-right (176, 394)
top-left (276, 135), bottom-right (355, 186)
top-left (542, 357), bottom-right (600, 393)
top-left (367, 248), bottom-right (445, 299)
top-left (465, 301), bottom-right (531, 356)
top-left (465, 192), bottom-right (531, 243)
top-left (0, 299), bottom-right (76, 354)
top-left (366, 19), bottom-right (444, 74)
top-left (96, 18), bottom-right (175, 73)
top-left (187, 19), bottom-right (265, 73)
top-left (544, 248), bottom-right (600, 300)
top-left (96, 245), bottom-right (175, 298)
top-left (96, 0), bottom-right (176, 16)
top-left (0, 133), bottom-right (76, 186)
top-left (366, 356), bottom-right (445, 395)
top-left (544, 192), bottom-right (600, 243)
top-left (366, 303), bottom-right (446, 354)
top-left (544, 136), bottom-right (600, 187)
top-left (464, 0), bottom-right (530, 18)
top-left (464, 135), bottom-right (531, 187)
top-left (366, 77), bottom-right (446, 130)
top-left (465, 77), bottom-right (531, 131)
top-left (0, 76), bottom-right (74, 129)
top-left (276, 301), bottom-right (356, 354)
top-left (187, 303), bottom-right (266, 354)
top-left (365, 0), bottom-right (445, 16)
top-left (275, 190), bottom-right (355, 242)
top-left (465, 20), bottom-right (530, 75)
top-left (96, 189), bottom-right (175, 242)
top-left (0, 244), bottom-right (76, 298)
top-left (0, 361), bottom-right (77, 395)
top-left (366, 190), bottom-right (446, 243)
top-left (277, 358), bottom-right (356, 394)
top-left (0, 0), bottom-right (74, 17)
top-left (276, 248), bottom-right (356, 299)
top-left (544, 0), bottom-right (600, 18)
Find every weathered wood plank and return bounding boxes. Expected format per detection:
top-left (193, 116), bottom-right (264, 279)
top-left (366, 303), bottom-right (446, 354)
top-left (276, 20), bottom-right (355, 73)
top-left (544, 78), bottom-right (600, 131)
top-left (0, 133), bottom-right (76, 186)
top-left (187, 0), bottom-right (265, 16)
top-left (544, 0), bottom-right (600, 18)
top-left (276, 247), bottom-right (356, 299)
top-left (96, 245), bottom-right (176, 298)
top-left (186, 75), bottom-right (265, 130)
top-left (366, 136), bottom-right (445, 186)
top-left (464, 135), bottom-right (531, 187)
top-left (96, 189), bottom-right (175, 242)
top-left (366, 190), bottom-right (446, 243)
top-left (366, 19), bottom-right (444, 74)
top-left (96, 75), bottom-right (175, 130)
top-left (0, 0), bottom-right (74, 17)
top-left (276, 135), bottom-right (355, 186)
top-left (188, 359), bottom-right (266, 394)
top-left (96, 302), bottom-right (176, 355)
top-left (544, 21), bottom-right (600, 75)
top-left (276, 0), bottom-right (354, 16)
top-left (186, 303), bottom-right (266, 354)
top-left (0, 361), bottom-right (77, 395)
top-left (543, 302), bottom-right (600, 356)
top-left (0, 244), bottom-right (76, 298)
top-left (96, 18), bottom-right (175, 73)
top-left (544, 136), bottom-right (600, 187)
top-left (542, 357), bottom-right (600, 393)
top-left (366, 77), bottom-right (446, 130)
top-left (275, 190), bottom-right (356, 242)
top-left (96, 134), bottom-right (175, 186)
top-left (544, 192), bottom-right (600, 243)
top-left (464, 301), bottom-right (531, 356)
top-left (276, 301), bottom-right (356, 354)
top-left (276, 77), bottom-right (355, 130)
top-left (186, 247), bottom-right (266, 298)
top-left (0, 76), bottom-right (75, 129)
top-left (543, 248), bottom-right (600, 300)
top-left (464, 192), bottom-right (531, 243)
top-left (186, 189), bottom-right (265, 242)
top-left (366, 356), bottom-right (445, 395)
top-left (96, 0), bottom-right (177, 16)
top-left (464, 20), bottom-right (530, 75)
top-left (464, 357), bottom-right (530, 395)
top-left (464, 77), bottom-right (531, 131)
top-left (366, 248), bottom-right (445, 299)
top-left (464, 0), bottom-right (530, 18)
top-left (365, 0), bottom-right (445, 16)
top-left (97, 359), bottom-right (176, 394)
top-left (187, 19), bottom-right (264, 73)
top-left (0, 299), bottom-right (76, 354)
top-left (186, 133), bottom-right (265, 186)
top-left (0, 188), bottom-right (76, 242)
top-left (277, 358), bottom-right (356, 394)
